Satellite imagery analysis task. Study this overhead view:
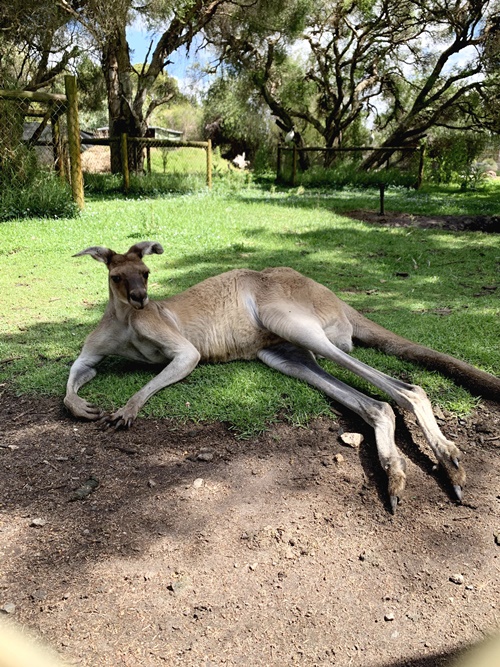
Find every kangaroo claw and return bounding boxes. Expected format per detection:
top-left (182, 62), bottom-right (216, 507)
top-left (390, 495), bottom-right (399, 514)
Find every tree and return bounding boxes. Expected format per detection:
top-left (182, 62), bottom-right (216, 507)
top-left (0, 0), bottom-right (78, 90)
top-left (57, 0), bottom-right (232, 172)
top-left (360, 0), bottom-right (499, 169)
top-left (203, 72), bottom-right (276, 164)
top-left (206, 0), bottom-right (500, 169)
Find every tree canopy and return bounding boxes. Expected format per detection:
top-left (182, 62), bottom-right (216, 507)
top-left (0, 0), bottom-right (498, 172)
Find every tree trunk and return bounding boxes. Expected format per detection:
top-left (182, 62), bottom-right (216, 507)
top-left (102, 27), bottom-right (146, 174)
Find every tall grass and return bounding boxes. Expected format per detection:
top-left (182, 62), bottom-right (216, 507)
top-left (0, 172), bottom-right (78, 222)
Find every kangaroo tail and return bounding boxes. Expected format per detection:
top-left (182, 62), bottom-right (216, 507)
top-left (343, 303), bottom-right (500, 400)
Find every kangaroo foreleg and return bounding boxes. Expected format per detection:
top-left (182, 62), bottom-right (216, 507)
top-left (64, 351), bottom-right (105, 420)
top-left (257, 343), bottom-right (406, 512)
top-left (100, 346), bottom-right (201, 430)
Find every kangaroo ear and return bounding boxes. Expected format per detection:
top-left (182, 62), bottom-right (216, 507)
top-left (128, 241), bottom-right (164, 258)
top-left (73, 246), bottom-right (115, 264)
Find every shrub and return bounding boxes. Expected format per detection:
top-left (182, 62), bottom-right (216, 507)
top-left (0, 173), bottom-right (79, 221)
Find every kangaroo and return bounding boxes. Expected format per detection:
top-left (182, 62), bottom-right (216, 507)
top-left (64, 241), bottom-right (500, 511)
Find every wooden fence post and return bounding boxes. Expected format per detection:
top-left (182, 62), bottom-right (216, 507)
top-left (121, 133), bottom-right (130, 193)
top-left (64, 75), bottom-right (84, 209)
top-left (51, 108), bottom-right (65, 181)
top-left (206, 139), bottom-right (212, 188)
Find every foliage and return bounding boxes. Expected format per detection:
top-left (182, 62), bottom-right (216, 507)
top-left (205, 0), bottom-right (499, 171)
top-left (1, 183), bottom-right (499, 435)
top-left (152, 101), bottom-right (203, 140)
top-left (284, 161), bottom-right (419, 188)
top-left (202, 73), bottom-right (277, 166)
top-left (0, 172), bottom-right (79, 221)
top-left (425, 131), bottom-right (489, 187)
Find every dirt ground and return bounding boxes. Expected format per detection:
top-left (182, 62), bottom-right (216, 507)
top-left (0, 213), bottom-right (499, 667)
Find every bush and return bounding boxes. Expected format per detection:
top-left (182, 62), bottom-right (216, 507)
top-left (83, 171), bottom-right (208, 196)
top-left (281, 161), bottom-right (418, 188)
top-left (426, 131), bottom-right (487, 187)
top-left (0, 173), bottom-right (79, 221)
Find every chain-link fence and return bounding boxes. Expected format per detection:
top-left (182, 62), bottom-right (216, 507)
top-left (0, 81), bottom-right (211, 217)
top-left (0, 78), bottom-right (85, 219)
top-left (0, 90), bottom-right (68, 190)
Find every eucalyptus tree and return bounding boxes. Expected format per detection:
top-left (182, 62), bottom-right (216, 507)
top-left (206, 0), bottom-right (500, 168)
top-left (0, 0), bottom-right (78, 89)
top-left (361, 0), bottom-right (500, 169)
top-left (56, 0), bottom-right (231, 171)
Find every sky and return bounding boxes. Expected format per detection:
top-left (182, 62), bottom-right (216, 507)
top-left (126, 23), bottom-right (210, 94)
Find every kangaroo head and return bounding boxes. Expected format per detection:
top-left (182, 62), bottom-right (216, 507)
top-left (73, 241), bottom-right (164, 310)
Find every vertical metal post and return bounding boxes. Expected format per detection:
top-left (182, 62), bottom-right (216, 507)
top-left (292, 145), bottom-right (298, 186)
top-left (379, 182), bottom-right (385, 216)
top-left (64, 75), bottom-right (84, 209)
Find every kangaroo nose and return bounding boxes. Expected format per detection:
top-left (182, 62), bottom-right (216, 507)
top-left (129, 290), bottom-right (149, 309)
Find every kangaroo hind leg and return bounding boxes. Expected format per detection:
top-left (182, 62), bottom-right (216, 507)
top-left (257, 342), bottom-right (407, 512)
top-left (258, 304), bottom-right (465, 502)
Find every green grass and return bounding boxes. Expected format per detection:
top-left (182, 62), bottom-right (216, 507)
top-left (1, 181), bottom-right (499, 435)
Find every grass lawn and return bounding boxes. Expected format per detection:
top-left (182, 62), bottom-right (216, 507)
top-left (1, 181), bottom-right (499, 435)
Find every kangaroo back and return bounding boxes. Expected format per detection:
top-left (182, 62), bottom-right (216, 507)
top-left (343, 303), bottom-right (500, 400)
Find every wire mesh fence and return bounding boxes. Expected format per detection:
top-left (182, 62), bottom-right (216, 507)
top-left (0, 83), bottom-right (212, 215)
top-left (0, 90), bottom-right (68, 190)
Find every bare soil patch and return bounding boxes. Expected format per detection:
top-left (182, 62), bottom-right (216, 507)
top-left (346, 211), bottom-right (500, 233)
top-left (1, 390), bottom-right (499, 666)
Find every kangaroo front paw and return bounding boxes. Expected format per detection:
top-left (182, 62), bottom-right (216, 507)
top-left (98, 406), bottom-right (137, 430)
top-left (64, 395), bottom-right (103, 421)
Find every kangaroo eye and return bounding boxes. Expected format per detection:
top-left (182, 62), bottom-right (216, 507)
top-left (143, 272), bottom-right (149, 280)
top-left (111, 275), bottom-right (121, 283)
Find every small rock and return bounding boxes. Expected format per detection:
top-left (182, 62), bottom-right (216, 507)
top-left (197, 450), bottom-right (214, 462)
top-left (147, 479), bottom-right (156, 488)
top-left (340, 432), bottom-right (364, 448)
top-left (0, 602), bottom-right (16, 614)
top-left (449, 573), bottom-right (464, 585)
top-left (168, 576), bottom-right (192, 595)
top-left (494, 531), bottom-right (500, 546)
top-left (384, 613), bottom-right (395, 621)
top-left (30, 518), bottom-right (47, 528)
top-left (70, 476), bottom-right (99, 501)
top-left (31, 589), bottom-right (47, 601)
top-left (193, 478), bottom-right (204, 489)
top-left (333, 453), bottom-right (344, 463)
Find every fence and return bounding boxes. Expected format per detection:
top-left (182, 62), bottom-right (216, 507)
top-left (277, 145), bottom-right (426, 189)
top-left (0, 77), bottom-right (212, 212)
top-left (80, 135), bottom-right (213, 192)
top-left (0, 76), bottom-right (84, 208)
